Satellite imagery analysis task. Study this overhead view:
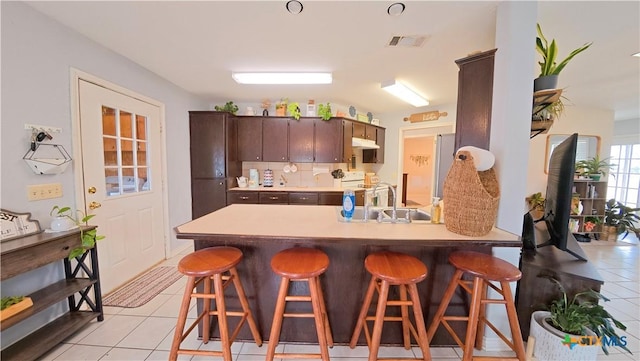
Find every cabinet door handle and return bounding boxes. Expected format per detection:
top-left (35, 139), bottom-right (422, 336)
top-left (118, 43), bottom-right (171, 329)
top-left (269, 196), bottom-right (279, 200)
top-left (300, 197), bottom-right (307, 200)
top-left (282, 157), bottom-right (286, 160)
top-left (256, 156), bottom-right (260, 160)
top-left (219, 182), bottom-right (224, 186)
top-left (240, 196), bottom-right (249, 200)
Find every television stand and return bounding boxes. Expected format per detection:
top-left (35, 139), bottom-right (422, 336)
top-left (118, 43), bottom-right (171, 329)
top-left (517, 234), bottom-right (603, 340)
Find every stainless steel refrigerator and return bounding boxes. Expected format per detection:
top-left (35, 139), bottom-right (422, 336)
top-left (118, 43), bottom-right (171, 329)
top-left (433, 133), bottom-right (456, 199)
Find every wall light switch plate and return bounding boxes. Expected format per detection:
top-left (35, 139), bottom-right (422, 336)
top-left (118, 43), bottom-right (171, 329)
top-left (27, 183), bottom-right (63, 201)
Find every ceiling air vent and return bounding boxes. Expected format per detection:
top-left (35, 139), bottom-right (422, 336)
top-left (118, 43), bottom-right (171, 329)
top-left (387, 35), bottom-right (428, 48)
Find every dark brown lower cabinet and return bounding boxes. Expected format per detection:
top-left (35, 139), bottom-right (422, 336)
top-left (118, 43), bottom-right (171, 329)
top-left (259, 192), bottom-right (289, 204)
top-left (289, 192), bottom-right (318, 205)
top-left (191, 178), bottom-right (228, 218)
top-left (227, 191), bottom-right (259, 204)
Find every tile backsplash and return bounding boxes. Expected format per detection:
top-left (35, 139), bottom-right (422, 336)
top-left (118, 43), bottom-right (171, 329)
top-left (241, 158), bottom-right (376, 188)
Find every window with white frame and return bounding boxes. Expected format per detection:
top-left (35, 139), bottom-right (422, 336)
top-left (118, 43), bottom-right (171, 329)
top-left (607, 143), bottom-right (640, 208)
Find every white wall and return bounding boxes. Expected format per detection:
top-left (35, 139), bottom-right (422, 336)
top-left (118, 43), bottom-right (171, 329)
top-left (527, 106), bottom-right (615, 199)
top-left (1, 2), bottom-right (207, 347)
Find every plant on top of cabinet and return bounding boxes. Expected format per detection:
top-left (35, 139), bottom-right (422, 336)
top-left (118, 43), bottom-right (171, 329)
top-left (275, 98), bottom-right (288, 116)
top-left (50, 205), bottom-right (105, 259)
top-left (318, 103), bottom-right (332, 120)
top-left (214, 101), bottom-right (239, 115)
top-left (575, 156), bottom-right (615, 180)
top-left (287, 102), bottom-right (301, 120)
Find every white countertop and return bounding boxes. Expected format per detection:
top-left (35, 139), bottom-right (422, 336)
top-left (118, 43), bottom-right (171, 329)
top-left (229, 186), bottom-right (352, 192)
top-left (175, 204), bottom-right (520, 245)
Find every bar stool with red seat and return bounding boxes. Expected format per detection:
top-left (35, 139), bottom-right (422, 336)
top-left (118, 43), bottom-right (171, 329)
top-left (169, 247), bottom-right (262, 361)
top-left (349, 251), bottom-right (432, 361)
top-left (427, 250), bottom-right (526, 361)
top-left (266, 247), bottom-right (334, 361)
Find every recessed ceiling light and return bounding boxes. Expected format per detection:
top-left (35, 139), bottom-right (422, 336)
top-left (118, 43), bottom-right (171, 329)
top-left (387, 2), bottom-right (405, 16)
top-left (286, 1), bottom-right (303, 14)
top-left (232, 72), bottom-right (332, 85)
top-left (381, 80), bottom-right (429, 107)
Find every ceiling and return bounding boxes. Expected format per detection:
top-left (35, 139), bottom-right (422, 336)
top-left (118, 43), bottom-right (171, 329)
top-left (25, 1), bottom-right (639, 121)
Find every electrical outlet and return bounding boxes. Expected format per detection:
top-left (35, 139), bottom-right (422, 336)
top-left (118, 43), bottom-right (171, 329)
top-left (27, 183), bottom-right (63, 201)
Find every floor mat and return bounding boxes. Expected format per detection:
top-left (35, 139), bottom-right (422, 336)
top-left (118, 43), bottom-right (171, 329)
top-left (102, 266), bottom-right (183, 308)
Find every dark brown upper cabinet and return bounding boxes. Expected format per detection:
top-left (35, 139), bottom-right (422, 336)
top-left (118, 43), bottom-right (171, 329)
top-left (454, 48), bottom-right (497, 151)
top-left (363, 127), bottom-right (385, 164)
top-left (289, 118), bottom-right (315, 162)
top-left (262, 117), bottom-right (289, 162)
top-left (342, 119), bottom-right (354, 163)
top-left (314, 118), bottom-right (342, 163)
top-left (237, 116), bottom-right (263, 161)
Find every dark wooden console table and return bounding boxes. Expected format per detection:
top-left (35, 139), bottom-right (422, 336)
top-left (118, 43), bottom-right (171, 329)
top-left (1, 227), bottom-right (103, 361)
top-left (516, 233), bottom-right (604, 340)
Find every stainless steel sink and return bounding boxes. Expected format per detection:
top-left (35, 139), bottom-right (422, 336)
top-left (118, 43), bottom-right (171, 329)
top-left (338, 207), bottom-right (381, 221)
top-left (383, 208), bottom-right (431, 222)
top-left (336, 206), bottom-right (431, 223)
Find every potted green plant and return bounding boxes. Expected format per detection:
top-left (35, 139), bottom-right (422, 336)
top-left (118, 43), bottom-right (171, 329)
top-left (287, 102), bottom-right (301, 120)
top-left (275, 98), bottom-right (288, 116)
top-left (213, 101), bottom-right (239, 115)
top-left (575, 156), bottom-right (615, 181)
top-left (526, 192), bottom-right (546, 220)
top-left (604, 199), bottom-right (640, 241)
top-left (317, 102), bottom-right (332, 121)
top-left (530, 277), bottom-right (631, 360)
top-left (50, 206), bottom-right (105, 259)
top-left (535, 23), bottom-right (592, 91)
top-left (583, 216), bottom-right (602, 233)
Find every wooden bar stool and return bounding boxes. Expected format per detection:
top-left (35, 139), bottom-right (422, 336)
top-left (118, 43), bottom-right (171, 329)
top-left (266, 247), bottom-right (333, 361)
top-left (169, 247), bottom-right (262, 361)
top-left (349, 251), bottom-right (432, 361)
top-left (426, 251), bottom-right (526, 361)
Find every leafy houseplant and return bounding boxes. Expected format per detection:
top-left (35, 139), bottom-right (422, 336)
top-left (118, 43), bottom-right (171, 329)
top-left (526, 192), bottom-right (545, 219)
top-left (317, 103), bottom-right (332, 121)
top-left (50, 206), bottom-right (105, 259)
top-left (213, 101), bottom-right (239, 115)
top-left (535, 23), bottom-right (592, 91)
top-left (583, 216), bottom-right (602, 233)
top-left (540, 277), bottom-right (631, 356)
top-left (575, 156), bottom-right (615, 180)
top-left (604, 199), bottom-right (640, 240)
top-left (287, 102), bottom-right (301, 120)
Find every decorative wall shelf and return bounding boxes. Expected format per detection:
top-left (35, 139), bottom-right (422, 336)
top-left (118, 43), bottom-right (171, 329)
top-left (531, 89), bottom-right (562, 139)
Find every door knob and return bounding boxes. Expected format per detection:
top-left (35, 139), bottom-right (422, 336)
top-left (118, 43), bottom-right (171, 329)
top-left (88, 186), bottom-right (97, 194)
top-left (89, 201), bottom-right (102, 210)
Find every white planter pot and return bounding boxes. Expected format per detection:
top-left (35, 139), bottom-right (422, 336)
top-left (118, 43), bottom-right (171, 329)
top-left (50, 216), bottom-right (76, 231)
top-left (529, 311), bottom-right (599, 361)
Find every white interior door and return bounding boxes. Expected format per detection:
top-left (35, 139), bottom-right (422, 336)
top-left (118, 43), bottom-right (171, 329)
top-left (78, 79), bottom-right (166, 293)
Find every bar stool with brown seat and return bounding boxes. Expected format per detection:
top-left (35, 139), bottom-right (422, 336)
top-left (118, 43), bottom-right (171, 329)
top-left (266, 247), bottom-right (334, 361)
top-left (169, 247), bottom-right (262, 361)
top-left (349, 251), bottom-right (432, 361)
top-left (427, 250), bottom-right (526, 361)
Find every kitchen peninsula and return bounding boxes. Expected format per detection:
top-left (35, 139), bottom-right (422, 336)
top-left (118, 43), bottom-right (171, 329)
top-left (175, 204), bottom-right (521, 346)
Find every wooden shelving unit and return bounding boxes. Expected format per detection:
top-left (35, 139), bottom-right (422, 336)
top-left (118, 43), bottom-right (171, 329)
top-left (1, 228), bottom-right (103, 361)
top-left (570, 179), bottom-right (608, 239)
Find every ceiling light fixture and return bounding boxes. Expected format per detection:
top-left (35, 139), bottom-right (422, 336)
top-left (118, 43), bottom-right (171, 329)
top-left (286, 0), bottom-right (303, 14)
top-left (381, 80), bottom-right (429, 107)
top-left (232, 72), bottom-right (332, 85)
top-left (633, 52), bottom-right (640, 57)
top-left (387, 2), bottom-right (405, 16)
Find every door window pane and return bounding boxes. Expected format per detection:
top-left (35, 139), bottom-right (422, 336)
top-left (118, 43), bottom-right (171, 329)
top-left (102, 108), bottom-right (151, 197)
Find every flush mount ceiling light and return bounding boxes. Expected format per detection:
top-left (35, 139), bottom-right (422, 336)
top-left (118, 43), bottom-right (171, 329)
top-left (232, 72), bottom-right (332, 85)
top-left (381, 80), bottom-right (429, 107)
top-left (387, 2), bottom-right (405, 16)
top-left (286, 0), bottom-right (303, 14)
top-left (633, 52), bottom-right (640, 57)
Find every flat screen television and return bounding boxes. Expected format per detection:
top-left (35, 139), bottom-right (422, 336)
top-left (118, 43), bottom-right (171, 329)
top-left (537, 133), bottom-right (586, 261)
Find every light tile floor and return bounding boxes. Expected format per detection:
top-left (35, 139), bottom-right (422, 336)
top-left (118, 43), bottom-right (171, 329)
top-left (39, 236), bottom-right (639, 361)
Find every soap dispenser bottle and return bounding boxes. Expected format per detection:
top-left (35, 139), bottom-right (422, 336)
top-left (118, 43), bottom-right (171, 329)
top-left (431, 197), bottom-right (441, 224)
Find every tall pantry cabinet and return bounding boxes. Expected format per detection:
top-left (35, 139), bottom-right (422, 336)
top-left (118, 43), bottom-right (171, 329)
top-left (189, 111), bottom-right (241, 219)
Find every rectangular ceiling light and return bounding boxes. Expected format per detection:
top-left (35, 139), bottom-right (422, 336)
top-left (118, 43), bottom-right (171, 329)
top-left (381, 80), bottom-right (429, 107)
top-left (232, 72), bottom-right (332, 84)
top-left (633, 52), bottom-right (640, 57)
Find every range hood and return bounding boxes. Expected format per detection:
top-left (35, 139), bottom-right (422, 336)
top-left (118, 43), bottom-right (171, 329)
top-left (352, 137), bottom-right (380, 149)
